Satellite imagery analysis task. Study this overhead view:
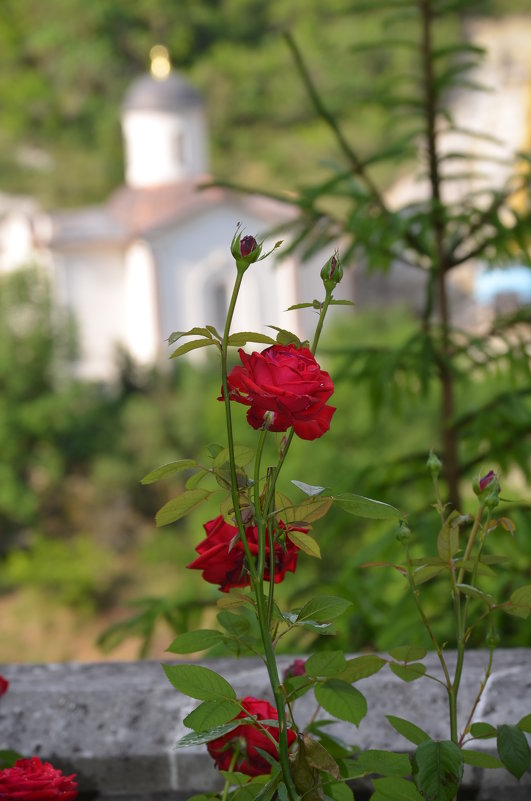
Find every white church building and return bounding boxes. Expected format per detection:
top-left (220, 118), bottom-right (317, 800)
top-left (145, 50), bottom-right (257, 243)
top-left (0, 50), bottom-right (325, 381)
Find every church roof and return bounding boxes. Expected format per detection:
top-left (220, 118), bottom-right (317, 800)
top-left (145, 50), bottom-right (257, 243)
top-left (122, 73), bottom-right (203, 113)
top-left (42, 180), bottom-right (294, 249)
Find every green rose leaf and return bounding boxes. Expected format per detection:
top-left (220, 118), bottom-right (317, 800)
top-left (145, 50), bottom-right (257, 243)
top-left (456, 584), bottom-right (496, 605)
top-left (314, 680), bottom-right (367, 726)
top-left (287, 530), bottom-right (321, 559)
top-left (170, 338), bottom-right (218, 358)
top-left (163, 663), bottom-right (236, 701)
top-left (414, 565), bottom-right (447, 585)
top-left (388, 646), bottom-right (427, 662)
top-left (166, 630), bottom-right (224, 654)
top-left (168, 327), bottom-right (215, 345)
top-left (412, 739), bottom-right (463, 801)
top-left (176, 720), bottom-right (242, 748)
top-left (461, 749), bottom-right (503, 769)
top-left (305, 651), bottom-right (347, 677)
top-left (356, 749), bottom-right (412, 777)
top-left (293, 496), bottom-right (333, 524)
top-left (517, 714), bottom-right (531, 733)
top-left (338, 654), bottom-right (386, 682)
top-left (437, 512), bottom-right (462, 561)
top-left (386, 715), bottom-right (430, 745)
top-left (371, 776), bottom-right (424, 801)
top-left (227, 332), bottom-right (276, 346)
top-left (470, 722), bottom-right (497, 739)
top-left (333, 493), bottom-right (401, 520)
top-left (0, 750), bottom-right (23, 769)
top-left (497, 723), bottom-right (530, 779)
top-left (321, 780), bottom-right (354, 801)
top-left (297, 596), bottom-right (352, 623)
top-left (506, 585), bottom-right (531, 619)
top-left (155, 489), bottom-right (211, 526)
top-left (389, 662), bottom-right (427, 683)
top-left (268, 326), bottom-right (303, 347)
top-left (183, 698), bottom-right (241, 731)
top-left (141, 459), bottom-right (198, 485)
top-left (214, 445), bottom-right (255, 468)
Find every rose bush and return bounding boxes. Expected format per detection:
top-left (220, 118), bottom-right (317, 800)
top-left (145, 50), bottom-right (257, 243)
top-left (224, 344), bottom-right (335, 441)
top-left (207, 696), bottom-right (297, 776)
top-left (0, 757), bottom-right (77, 800)
top-left (187, 515), bottom-right (304, 592)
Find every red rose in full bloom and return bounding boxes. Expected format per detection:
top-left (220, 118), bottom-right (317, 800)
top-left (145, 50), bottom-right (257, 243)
top-left (207, 696), bottom-right (297, 776)
top-left (0, 757), bottom-right (78, 800)
top-left (187, 515), bottom-right (305, 592)
top-left (224, 344), bottom-right (336, 441)
top-left (0, 675), bottom-right (8, 696)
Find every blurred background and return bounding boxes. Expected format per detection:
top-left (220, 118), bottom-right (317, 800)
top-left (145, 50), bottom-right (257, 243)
top-left (0, 0), bottom-right (530, 663)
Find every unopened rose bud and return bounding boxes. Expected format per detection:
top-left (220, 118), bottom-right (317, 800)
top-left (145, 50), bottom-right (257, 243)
top-left (478, 470), bottom-right (497, 493)
top-left (240, 235), bottom-right (258, 259)
top-left (230, 227), bottom-right (262, 272)
top-left (426, 450), bottom-right (442, 478)
top-left (320, 252), bottom-right (343, 290)
top-left (486, 631), bottom-right (500, 649)
top-left (283, 659), bottom-right (306, 680)
top-left (473, 470), bottom-right (500, 508)
top-left (396, 521), bottom-right (411, 544)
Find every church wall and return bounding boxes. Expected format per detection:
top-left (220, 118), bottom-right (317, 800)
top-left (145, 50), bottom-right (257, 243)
top-left (146, 202), bottom-right (303, 360)
top-left (54, 247), bottom-right (127, 381)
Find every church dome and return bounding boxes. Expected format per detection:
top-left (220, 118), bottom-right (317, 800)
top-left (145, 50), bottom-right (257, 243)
top-left (122, 72), bottom-right (203, 113)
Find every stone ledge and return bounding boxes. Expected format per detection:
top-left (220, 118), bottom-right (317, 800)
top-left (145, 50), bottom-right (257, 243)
top-left (0, 650), bottom-right (530, 800)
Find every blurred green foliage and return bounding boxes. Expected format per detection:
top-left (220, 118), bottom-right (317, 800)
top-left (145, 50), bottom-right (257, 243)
top-left (0, 0), bottom-right (528, 206)
top-left (1, 0), bottom-right (531, 661)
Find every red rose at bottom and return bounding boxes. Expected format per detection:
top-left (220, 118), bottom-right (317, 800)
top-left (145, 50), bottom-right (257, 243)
top-left (207, 696), bottom-right (297, 777)
top-left (0, 757), bottom-right (78, 800)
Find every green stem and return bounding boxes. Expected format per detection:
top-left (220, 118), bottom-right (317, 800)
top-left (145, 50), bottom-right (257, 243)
top-left (405, 541), bottom-right (454, 719)
top-left (452, 507), bottom-right (490, 743)
top-left (222, 749), bottom-right (240, 801)
top-left (459, 641), bottom-right (494, 747)
top-left (220, 271), bottom-right (258, 580)
top-left (254, 430), bottom-right (268, 581)
top-left (252, 581), bottom-right (299, 801)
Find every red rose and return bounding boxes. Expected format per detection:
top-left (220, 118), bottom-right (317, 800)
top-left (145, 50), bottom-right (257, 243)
top-left (0, 676), bottom-right (8, 697)
top-left (0, 757), bottom-right (78, 800)
top-left (224, 344), bottom-right (336, 441)
top-left (207, 696), bottom-right (296, 776)
top-left (187, 515), bottom-right (304, 592)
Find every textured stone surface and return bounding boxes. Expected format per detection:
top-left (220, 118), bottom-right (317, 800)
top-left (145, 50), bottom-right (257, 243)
top-left (0, 651), bottom-right (530, 799)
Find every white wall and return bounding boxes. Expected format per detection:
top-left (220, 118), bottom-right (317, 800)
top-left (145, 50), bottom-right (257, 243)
top-left (54, 248), bottom-right (127, 380)
top-left (147, 202), bottom-right (305, 362)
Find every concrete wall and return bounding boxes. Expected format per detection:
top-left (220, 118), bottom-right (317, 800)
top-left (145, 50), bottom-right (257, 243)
top-left (1, 651), bottom-right (530, 800)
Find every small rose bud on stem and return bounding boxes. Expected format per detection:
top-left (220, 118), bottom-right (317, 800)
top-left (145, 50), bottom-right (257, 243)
top-left (320, 251), bottom-right (343, 291)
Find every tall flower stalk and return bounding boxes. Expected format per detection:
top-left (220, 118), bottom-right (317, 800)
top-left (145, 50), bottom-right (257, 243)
top-left (151, 227), bottom-right (531, 801)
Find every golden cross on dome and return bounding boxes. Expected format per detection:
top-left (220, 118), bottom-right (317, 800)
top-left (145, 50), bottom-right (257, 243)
top-left (150, 45), bottom-right (171, 80)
